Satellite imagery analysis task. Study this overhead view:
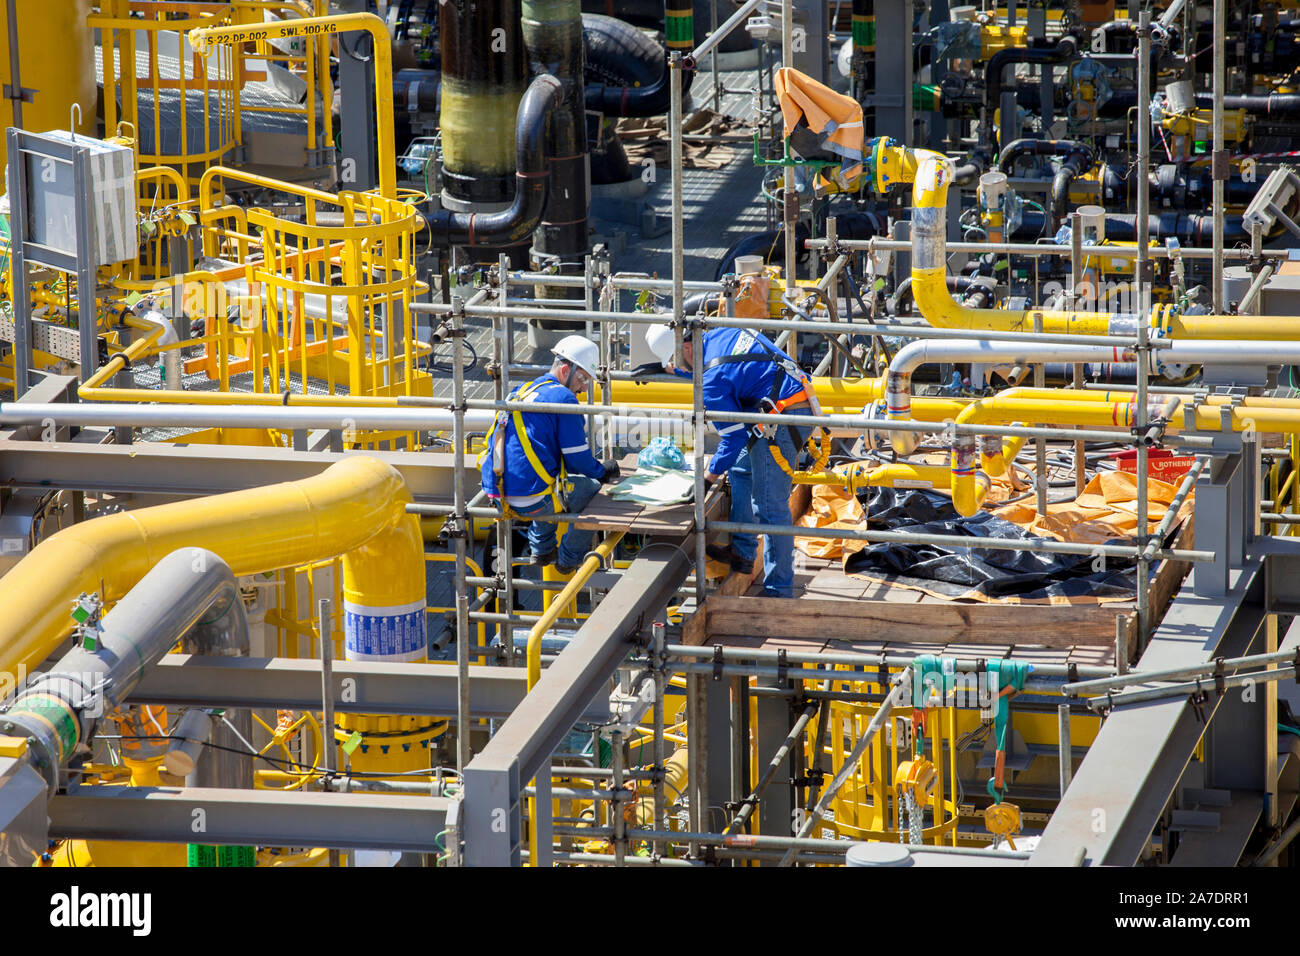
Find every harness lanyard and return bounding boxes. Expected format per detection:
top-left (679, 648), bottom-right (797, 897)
top-left (483, 378), bottom-right (565, 513)
top-left (703, 335), bottom-right (825, 464)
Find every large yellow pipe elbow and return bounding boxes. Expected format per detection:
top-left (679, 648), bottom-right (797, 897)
top-left (0, 456), bottom-right (423, 678)
top-left (899, 147), bottom-right (1300, 342)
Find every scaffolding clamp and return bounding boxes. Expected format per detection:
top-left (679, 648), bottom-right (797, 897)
top-left (712, 644), bottom-right (725, 681)
top-left (1214, 656), bottom-right (1226, 697)
top-left (777, 647), bottom-right (789, 684)
top-left (1189, 679), bottom-right (1210, 724)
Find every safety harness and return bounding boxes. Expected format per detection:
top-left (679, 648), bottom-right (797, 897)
top-left (702, 332), bottom-right (829, 469)
top-left (482, 377), bottom-right (565, 515)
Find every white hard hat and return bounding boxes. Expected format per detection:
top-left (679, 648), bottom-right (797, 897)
top-left (644, 323), bottom-right (676, 365)
top-left (552, 335), bottom-right (599, 378)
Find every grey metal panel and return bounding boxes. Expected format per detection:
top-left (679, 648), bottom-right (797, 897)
top-left (0, 439), bottom-right (473, 502)
top-left (0, 756), bottom-right (47, 867)
top-left (49, 786), bottom-right (450, 852)
top-left (463, 544), bottom-right (689, 866)
top-left (871, 0), bottom-right (913, 143)
top-left (755, 679), bottom-right (795, 838)
top-left (128, 655), bottom-right (610, 723)
top-left (1030, 561), bottom-right (1267, 866)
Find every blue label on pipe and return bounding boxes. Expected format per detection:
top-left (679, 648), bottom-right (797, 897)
top-left (344, 600), bottom-right (427, 662)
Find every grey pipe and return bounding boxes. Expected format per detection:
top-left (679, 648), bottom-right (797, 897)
top-left (163, 707), bottom-right (213, 778)
top-left (0, 402), bottom-right (498, 433)
top-left (803, 237), bottom-right (1267, 260)
top-left (165, 570), bottom-right (254, 788)
top-left (1062, 646), bottom-right (1300, 698)
top-left (662, 643), bottom-right (1111, 680)
top-left (0, 547), bottom-right (242, 790)
top-left (884, 338), bottom-right (1139, 454)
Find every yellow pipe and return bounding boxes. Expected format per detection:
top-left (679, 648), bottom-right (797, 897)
top-left (78, 314), bottom-right (169, 395)
top-left (887, 144), bottom-right (1300, 341)
top-left (980, 434), bottom-right (1028, 478)
top-left (188, 12), bottom-right (397, 199)
top-left (790, 461), bottom-right (989, 508)
top-left (944, 388), bottom-right (1300, 514)
top-left (608, 375), bottom-right (885, 411)
top-left (631, 745), bottom-right (688, 827)
top-left (609, 376), bottom-right (968, 421)
top-left (0, 456), bottom-right (422, 680)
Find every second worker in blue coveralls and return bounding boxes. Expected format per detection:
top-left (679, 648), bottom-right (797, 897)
top-left (481, 336), bottom-right (621, 574)
top-left (644, 322), bottom-right (816, 598)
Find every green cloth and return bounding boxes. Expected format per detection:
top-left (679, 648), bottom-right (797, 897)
top-left (986, 659), bottom-right (1032, 754)
top-left (608, 465), bottom-right (695, 505)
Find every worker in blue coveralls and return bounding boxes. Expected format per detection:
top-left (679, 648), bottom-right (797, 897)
top-left (644, 322), bottom-right (816, 597)
top-left (481, 336), bottom-right (621, 574)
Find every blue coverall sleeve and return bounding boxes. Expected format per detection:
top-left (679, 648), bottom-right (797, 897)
top-left (556, 398), bottom-right (606, 479)
top-left (703, 373), bottom-right (749, 476)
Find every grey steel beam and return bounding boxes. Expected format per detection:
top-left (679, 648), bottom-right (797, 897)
top-left (0, 439), bottom-right (473, 502)
top-left (1031, 559), bottom-right (1269, 866)
top-left (49, 786), bottom-right (450, 852)
top-left (128, 655), bottom-right (611, 723)
top-left (463, 544), bottom-right (690, 866)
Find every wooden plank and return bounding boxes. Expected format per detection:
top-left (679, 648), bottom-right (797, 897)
top-left (699, 595), bottom-right (1124, 645)
top-left (572, 494), bottom-right (643, 532)
top-left (682, 604), bottom-right (708, 646)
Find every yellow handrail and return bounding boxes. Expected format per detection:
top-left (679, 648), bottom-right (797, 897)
top-left (527, 532), bottom-right (625, 690)
top-left (189, 12), bottom-right (397, 198)
top-left (526, 530), bottom-right (624, 867)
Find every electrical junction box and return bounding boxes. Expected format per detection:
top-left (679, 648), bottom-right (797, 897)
top-left (20, 130), bottom-right (135, 266)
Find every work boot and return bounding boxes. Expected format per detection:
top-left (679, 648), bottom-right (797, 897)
top-left (706, 543), bottom-right (753, 573)
top-left (529, 548), bottom-right (557, 568)
top-left (555, 560), bottom-right (580, 575)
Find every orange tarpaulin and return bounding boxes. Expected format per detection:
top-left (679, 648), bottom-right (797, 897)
top-left (773, 67), bottom-right (864, 167)
top-left (793, 468), bottom-right (1193, 557)
top-left (993, 471), bottom-right (1193, 544)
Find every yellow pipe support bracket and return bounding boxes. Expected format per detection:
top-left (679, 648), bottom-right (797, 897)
top-left (188, 13), bottom-right (397, 199)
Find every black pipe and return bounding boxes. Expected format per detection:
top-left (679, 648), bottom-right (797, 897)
top-left (583, 2), bottom-right (695, 116)
top-left (439, 0), bottom-right (527, 207)
top-left (524, 0), bottom-right (590, 281)
top-left (1090, 21), bottom-right (1136, 54)
top-left (983, 37), bottom-right (1076, 152)
top-left (427, 75), bottom-right (564, 247)
top-left (953, 150), bottom-right (987, 186)
top-left (851, 0), bottom-right (875, 136)
top-left (1102, 211), bottom-right (1248, 244)
top-left (996, 138), bottom-right (1094, 174)
top-left (890, 275), bottom-right (994, 315)
top-left (1193, 91), bottom-right (1300, 118)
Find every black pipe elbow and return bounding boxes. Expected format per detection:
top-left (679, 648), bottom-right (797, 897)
top-left (983, 37), bottom-right (1077, 151)
top-left (583, 3), bottom-right (697, 116)
top-left (953, 150), bottom-right (988, 186)
top-left (585, 56), bottom-right (695, 116)
top-left (427, 74), bottom-right (564, 247)
top-left (996, 138), bottom-right (1094, 173)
